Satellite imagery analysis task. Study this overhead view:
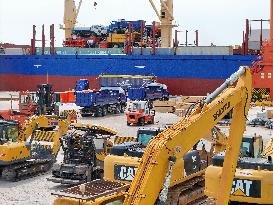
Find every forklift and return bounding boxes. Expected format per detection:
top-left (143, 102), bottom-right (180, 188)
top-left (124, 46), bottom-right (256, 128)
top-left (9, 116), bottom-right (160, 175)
top-left (18, 84), bottom-right (55, 115)
top-left (126, 101), bottom-right (155, 126)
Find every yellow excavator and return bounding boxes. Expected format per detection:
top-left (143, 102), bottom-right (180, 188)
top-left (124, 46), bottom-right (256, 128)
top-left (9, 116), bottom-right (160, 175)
top-left (52, 66), bottom-right (251, 205)
top-left (205, 133), bottom-right (273, 204)
top-left (0, 115), bottom-right (71, 181)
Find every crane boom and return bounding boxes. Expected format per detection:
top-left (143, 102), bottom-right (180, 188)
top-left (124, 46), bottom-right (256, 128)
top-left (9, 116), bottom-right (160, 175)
top-left (124, 66), bottom-right (252, 205)
top-left (149, 0), bottom-right (161, 20)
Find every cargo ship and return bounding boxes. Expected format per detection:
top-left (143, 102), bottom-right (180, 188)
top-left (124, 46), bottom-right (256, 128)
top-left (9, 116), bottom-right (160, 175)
top-left (0, 0), bottom-right (272, 97)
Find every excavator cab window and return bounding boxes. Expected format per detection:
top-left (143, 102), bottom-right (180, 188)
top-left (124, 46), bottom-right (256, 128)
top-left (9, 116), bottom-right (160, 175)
top-left (0, 121), bottom-right (19, 144)
top-left (241, 135), bottom-right (263, 158)
top-left (138, 133), bottom-right (154, 146)
top-left (240, 141), bottom-right (251, 157)
top-left (137, 129), bottom-right (160, 147)
top-left (104, 200), bottom-right (123, 205)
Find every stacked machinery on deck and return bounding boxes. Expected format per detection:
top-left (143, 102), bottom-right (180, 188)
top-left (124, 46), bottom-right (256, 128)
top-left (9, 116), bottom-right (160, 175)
top-left (48, 123), bottom-right (117, 185)
top-left (64, 19), bottom-right (161, 48)
top-left (53, 66), bottom-right (253, 204)
top-left (0, 115), bottom-right (71, 181)
top-left (62, 0), bottom-right (174, 48)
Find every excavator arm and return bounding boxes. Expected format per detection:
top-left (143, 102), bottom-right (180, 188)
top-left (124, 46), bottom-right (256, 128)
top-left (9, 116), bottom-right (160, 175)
top-left (18, 115), bottom-right (70, 142)
top-left (124, 66), bottom-right (252, 205)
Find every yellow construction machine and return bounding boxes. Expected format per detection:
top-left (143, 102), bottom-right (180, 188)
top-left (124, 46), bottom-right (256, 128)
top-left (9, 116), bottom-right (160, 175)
top-left (120, 66), bottom-right (252, 205)
top-left (0, 115), bottom-right (71, 181)
top-left (205, 133), bottom-right (273, 204)
top-left (47, 123), bottom-right (117, 185)
top-left (254, 94), bottom-right (273, 107)
top-left (52, 66), bottom-right (253, 205)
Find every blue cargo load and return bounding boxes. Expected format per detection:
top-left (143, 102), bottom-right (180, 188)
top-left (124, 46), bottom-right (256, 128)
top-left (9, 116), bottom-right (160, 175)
top-left (75, 79), bottom-right (89, 91)
top-left (128, 88), bottom-right (146, 101)
top-left (75, 91), bottom-right (96, 107)
top-left (128, 83), bottom-right (169, 101)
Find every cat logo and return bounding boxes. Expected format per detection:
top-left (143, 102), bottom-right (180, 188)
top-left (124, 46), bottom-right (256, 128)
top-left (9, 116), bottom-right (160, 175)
top-left (231, 178), bottom-right (261, 198)
top-left (114, 165), bottom-right (138, 181)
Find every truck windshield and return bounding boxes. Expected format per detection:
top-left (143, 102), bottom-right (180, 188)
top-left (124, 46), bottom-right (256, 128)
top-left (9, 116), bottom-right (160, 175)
top-left (138, 133), bottom-right (154, 146)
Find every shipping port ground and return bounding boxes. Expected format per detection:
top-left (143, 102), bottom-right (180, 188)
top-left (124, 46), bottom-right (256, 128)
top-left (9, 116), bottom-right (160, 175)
top-left (0, 92), bottom-right (272, 205)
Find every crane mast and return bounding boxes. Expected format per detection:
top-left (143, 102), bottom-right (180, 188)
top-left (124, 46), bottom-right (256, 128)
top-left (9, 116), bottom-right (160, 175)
top-left (62, 0), bottom-right (83, 39)
top-left (149, 0), bottom-right (174, 47)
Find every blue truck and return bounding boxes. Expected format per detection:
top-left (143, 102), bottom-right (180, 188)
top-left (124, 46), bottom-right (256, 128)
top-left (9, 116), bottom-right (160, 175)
top-left (128, 83), bottom-right (169, 101)
top-left (75, 87), bottom-right (126, 117)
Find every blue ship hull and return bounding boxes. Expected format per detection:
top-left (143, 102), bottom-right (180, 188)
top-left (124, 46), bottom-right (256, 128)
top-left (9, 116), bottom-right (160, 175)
top-left (0, 54), bottom-right (257, 95)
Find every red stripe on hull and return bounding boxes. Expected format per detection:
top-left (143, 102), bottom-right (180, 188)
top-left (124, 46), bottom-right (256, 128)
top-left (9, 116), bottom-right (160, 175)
top-left (0, 74), bottom-right (100, 92)
top-left (158, 78), bottom-right (224, 96)
top-left (0, 74), bottom-right (224, 96)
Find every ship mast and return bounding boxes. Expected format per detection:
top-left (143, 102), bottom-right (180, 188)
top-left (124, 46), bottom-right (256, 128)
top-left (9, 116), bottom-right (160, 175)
top-left (61, 0), bottom-right (83, 39)
top-left (149, 0), bottom-right (175, 47)
top-left (270, 0), bottom-right (273, 43)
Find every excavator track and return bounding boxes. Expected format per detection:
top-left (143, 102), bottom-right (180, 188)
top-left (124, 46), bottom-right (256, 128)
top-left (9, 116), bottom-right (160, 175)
top-left (1, 159), bottom-right (54, 181)
top-left (166, 176), bottom-right (206, 205)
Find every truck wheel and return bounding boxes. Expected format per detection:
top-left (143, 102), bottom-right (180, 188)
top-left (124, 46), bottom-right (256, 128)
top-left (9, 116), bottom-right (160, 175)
top-left (120, 105), bottom-right (125, 113)
top-left (150, 117), bottom-right (154, 124)
top-left (139, 118), bottom-right (145, 126)
top-left (115, 104), bottom-right (121, 114)
top-left (127, 122), bottom-right (131, 126)
top-left (102, 106), bottom-right (107, 116)
top-left (95, 107), bottom-right (103, 117)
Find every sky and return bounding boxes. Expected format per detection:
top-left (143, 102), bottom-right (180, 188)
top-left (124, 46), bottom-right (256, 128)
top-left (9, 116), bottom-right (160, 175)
top-left (0, 0), bottom-right (270, 47)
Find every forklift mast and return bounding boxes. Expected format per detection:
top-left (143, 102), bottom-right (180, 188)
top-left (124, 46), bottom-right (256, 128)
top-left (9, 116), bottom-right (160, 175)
top-left (36, 84), bottom-right (54, 115)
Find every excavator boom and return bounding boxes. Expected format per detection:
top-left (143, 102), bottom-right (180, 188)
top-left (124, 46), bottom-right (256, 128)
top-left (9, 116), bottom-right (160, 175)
top-left (124, 66), bottom-right (252, 205)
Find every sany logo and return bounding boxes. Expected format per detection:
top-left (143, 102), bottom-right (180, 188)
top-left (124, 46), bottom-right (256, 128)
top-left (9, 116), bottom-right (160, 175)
top-left (231, 179), bottom-right (253, 197)
top-left (119, 166), bottom-right (138, 181)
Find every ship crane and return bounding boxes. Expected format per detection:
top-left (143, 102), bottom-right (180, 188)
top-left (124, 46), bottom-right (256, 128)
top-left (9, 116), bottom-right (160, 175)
top-left (149, 0), bottom-right (175, 47)
top-left (61, 0), bottom-right (83, 39)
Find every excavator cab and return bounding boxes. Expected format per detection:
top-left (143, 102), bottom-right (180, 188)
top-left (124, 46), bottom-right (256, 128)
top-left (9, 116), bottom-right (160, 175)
top-left (0, 120), bottom-right (19, 144)
top-left (110, 128), bottom-right (162, 157)
top-left (19, 91), bottom-right (38, 114)
top-left (136, 128), bottom-right (161, 146)
top-left (241, 134), bottom-right (263, 158)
